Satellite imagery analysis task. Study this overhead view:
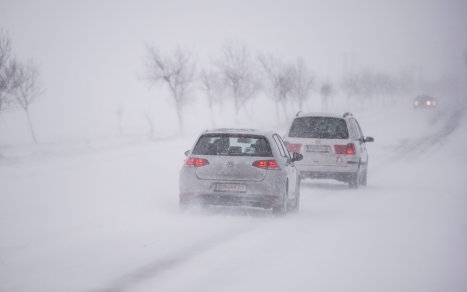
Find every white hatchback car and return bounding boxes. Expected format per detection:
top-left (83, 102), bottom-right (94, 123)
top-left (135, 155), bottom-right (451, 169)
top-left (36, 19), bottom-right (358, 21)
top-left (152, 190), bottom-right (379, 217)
top-left (179, 129), bottom-right (303, 214)
top-left (283, 112), bottom-right (374, 188)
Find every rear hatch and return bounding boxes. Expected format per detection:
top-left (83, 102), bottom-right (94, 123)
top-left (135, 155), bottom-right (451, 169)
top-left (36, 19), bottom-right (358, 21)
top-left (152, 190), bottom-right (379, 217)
top-left (285, 116), bottom-right (351, 166)
top-left (288, 138), bottom-right (349, 166)
top-left (194, 155), bottom-right (267, 182)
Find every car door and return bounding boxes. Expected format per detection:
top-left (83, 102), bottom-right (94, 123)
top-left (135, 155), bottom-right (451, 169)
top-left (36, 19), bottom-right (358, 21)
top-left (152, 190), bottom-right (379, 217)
top-left (272, 134), bottom-right (298, 198)
top-left (350, 118), bottom-right (368, 163)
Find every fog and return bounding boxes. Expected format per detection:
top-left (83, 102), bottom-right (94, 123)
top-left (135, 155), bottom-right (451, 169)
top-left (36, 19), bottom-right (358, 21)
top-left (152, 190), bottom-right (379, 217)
top-left (1, 103), bottom-right (467, 292)
top-left (1, 1), bottom-right (467, 292)
top-left (1, 0), bottom-right (467, 142)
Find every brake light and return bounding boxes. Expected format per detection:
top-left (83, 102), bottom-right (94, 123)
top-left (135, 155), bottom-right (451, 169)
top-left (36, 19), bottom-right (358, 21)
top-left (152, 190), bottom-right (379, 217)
top-left (334, 143), bottom-right (356, 155)
top-left (284, 141), bottom-right (302, 153)
top-left (346, 143), bottom-right (356, 155)
top-left (252, 160), bottom-right (280, 169)
top-left (186, 157), bottom-right (210, 167)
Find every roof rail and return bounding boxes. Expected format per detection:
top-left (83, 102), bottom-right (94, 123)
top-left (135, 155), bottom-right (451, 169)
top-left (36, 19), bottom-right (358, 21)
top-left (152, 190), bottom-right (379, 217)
top-left (343, 112), bottom-right (353, 118)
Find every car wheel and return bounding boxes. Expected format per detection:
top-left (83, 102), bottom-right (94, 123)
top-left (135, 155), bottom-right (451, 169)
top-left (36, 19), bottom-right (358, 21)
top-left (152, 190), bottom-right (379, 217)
top-left (290, 192), bottom-right (300, 212)
top-left (288, 180), bottom-right (300, 213)
top-left (272, 184), bottom-right (288, 216)
top-left (349, 174), bottom-right (359, 188)
top-left (349, 164), bottom-right (360, 189)
top-left (360, 167), bottom-right (367, 186)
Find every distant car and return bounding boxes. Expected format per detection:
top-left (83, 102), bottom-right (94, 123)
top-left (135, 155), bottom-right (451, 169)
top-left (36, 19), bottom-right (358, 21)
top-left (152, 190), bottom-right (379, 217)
top-left (413, 95), bottom-right (437, 109)
top-left (283, 112), bottom-right (374, 188)
top-left (179, 129), bottom-right (303, 215)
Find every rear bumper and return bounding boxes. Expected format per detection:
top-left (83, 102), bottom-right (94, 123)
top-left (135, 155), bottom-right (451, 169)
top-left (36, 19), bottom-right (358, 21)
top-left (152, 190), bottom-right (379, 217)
top-left (180, 193), bottom-right (280, 209)
top-left (296, 162), bottom-right (358, 174)
top-left (299, 170), bottom-right (355, 182)
top-left (179, 171), bottom-right (286, 209)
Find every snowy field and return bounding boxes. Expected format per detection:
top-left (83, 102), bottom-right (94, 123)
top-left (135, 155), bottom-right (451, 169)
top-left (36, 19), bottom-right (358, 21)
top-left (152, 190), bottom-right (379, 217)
top-left (1, 103), bottom-right (467, 292)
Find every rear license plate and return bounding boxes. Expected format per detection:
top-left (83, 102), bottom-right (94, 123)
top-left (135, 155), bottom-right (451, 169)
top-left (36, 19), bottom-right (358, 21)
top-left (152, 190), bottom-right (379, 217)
top-left (305, 145), bottom-right (331, 153)
top-left (214, 183), bottom-right (247, 193)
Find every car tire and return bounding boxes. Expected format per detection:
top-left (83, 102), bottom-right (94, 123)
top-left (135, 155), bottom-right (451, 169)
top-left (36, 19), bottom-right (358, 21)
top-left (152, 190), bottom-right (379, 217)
top-left (349, 164), bottom-right (360, 189)
top-left (288, 180), bottom-right (300, 213)
top-left (360, 167), bottom-right (367, 186)
top-left (291, 192), bottom-right (300, 212)
top-left (272, 184), bottom-right (288, 216)
top-left (349, 175), bottom-right (359, 188)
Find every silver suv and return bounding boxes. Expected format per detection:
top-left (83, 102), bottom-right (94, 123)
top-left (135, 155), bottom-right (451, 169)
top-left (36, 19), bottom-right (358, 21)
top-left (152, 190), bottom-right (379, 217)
top-left (283, 112), bottom-right (374, 188)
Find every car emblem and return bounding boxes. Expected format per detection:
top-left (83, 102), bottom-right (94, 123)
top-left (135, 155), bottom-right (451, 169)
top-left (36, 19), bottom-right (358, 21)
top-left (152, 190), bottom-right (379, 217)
top-left (315, 139), bottom-right (321, 144)
top-left (226, 161), bottom-right (234, 168)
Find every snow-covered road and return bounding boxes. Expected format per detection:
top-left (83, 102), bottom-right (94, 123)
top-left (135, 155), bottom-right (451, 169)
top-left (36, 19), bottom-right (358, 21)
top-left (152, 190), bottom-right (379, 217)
top-left (1, 105), bottom-right (467, 292)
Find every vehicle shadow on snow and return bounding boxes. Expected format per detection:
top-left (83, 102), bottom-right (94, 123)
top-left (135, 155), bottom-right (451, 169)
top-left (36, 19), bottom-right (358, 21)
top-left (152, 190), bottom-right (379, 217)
top-left (179, 205), bottom-right (285, 218)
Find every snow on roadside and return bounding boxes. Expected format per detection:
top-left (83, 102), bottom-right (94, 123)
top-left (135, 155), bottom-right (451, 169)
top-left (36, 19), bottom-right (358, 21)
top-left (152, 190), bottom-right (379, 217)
top-left (1, 102), bottom-right (466, 292)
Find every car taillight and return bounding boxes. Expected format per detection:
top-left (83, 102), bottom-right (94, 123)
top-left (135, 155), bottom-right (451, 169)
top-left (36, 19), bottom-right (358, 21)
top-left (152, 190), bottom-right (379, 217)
top-left (334, 143), bottom-right (356, 155)
top-left (252, 160), bottom-right (280, 169)
top-left (186, 157), bottom-right (210, 167)
top-left (346, 143), bottom-right (356, 155)
top-left (284, 141), bottom-right (302, 153)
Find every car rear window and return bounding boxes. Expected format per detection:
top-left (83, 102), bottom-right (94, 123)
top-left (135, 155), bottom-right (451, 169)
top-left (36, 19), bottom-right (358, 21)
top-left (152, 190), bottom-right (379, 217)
top-left (192, 134), bottom-right (273, 157)
top-left (288, 117), bottom-right (349, 139)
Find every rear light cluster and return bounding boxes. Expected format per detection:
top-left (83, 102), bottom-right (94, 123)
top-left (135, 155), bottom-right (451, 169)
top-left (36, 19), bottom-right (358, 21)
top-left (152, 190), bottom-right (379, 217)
top-left (334, 143), bottom-right (356, 155)
top-left (185, 157), bottom-right (210, 167)
top-left (252, 160), bottom-right (280, 169)
top-left (284, 142), bottom-right (302, 153)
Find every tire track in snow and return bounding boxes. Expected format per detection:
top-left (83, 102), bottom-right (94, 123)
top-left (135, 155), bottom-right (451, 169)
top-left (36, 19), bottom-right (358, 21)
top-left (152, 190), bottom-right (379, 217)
top-left (390, 105), bottom-right (466, 160)
top-left (88, 217), bottom-right (267, 292)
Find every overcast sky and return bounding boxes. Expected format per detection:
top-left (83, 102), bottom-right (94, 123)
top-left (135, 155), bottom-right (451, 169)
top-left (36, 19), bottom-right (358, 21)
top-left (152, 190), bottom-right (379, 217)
top-left (1, 0), bottom-right (467, 138)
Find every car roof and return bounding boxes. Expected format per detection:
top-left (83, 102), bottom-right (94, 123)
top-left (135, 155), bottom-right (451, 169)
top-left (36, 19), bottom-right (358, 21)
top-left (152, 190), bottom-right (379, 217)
top-left (201, 128), bottom-right (274, 137)
top-left (294, 112), bottom-right (352, 119)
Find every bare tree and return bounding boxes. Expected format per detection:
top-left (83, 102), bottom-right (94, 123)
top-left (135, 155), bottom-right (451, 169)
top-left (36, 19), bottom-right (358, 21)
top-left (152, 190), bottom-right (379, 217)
top-left (258, 54), bottom-right (294, 120)
top-left (341, 72), bottom-right (361, 104)
top-left (13, 61), bottom-right (43, 143)
top-left (290, 58), bottom-right (314, 111)
top-left (341, 69), bottom-right (413, 106)
top-left (0, 31), bottom-right (20, 112)
top-left (144, 46), bottom-right (196, 132)
top-left (200, 69), bottom-right (224, 127)
top-left (216, 42), bottom-right (260, 118)
top-left (320, 82), bottom-right (334, 111)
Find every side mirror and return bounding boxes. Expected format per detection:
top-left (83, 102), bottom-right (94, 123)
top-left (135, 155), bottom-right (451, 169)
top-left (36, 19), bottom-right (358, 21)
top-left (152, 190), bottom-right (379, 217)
top-left (365, 136), bottom-right (374, 143)
top-left (184, 150), bottom-right (190, 156)
top-left (292, 152), bottom-right (303, 162)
